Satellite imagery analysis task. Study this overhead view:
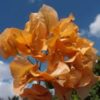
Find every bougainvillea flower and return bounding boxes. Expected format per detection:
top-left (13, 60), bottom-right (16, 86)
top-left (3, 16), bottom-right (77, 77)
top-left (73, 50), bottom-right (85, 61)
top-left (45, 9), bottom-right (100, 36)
top-left (21, 84), bottom-right (52, 100)
top-left (15, 30), bottom-right (33, 55)
top-left (23, 4), bottom-right (58, 61)
top-left (0, 4), bottom-right (99, 100)
top-left (39, 4), bottom-right (58, 32)
top-left (24, 4), bottom-right (58, 36)
top-left (0, 28), bottom-right (33, 57)
top-left (0, 28), bottom-right (21, 58)
top-left (10, 56), bottom-right (39, 94)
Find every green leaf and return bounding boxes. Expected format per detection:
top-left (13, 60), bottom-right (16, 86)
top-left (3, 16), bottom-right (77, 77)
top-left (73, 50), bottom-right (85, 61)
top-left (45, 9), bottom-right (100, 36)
top-left (84, 81), bottom-right (100, 100)
top-left (93, 56), bottom-right (100, 76)
top-left (71, 89), bottom-right (81, 100)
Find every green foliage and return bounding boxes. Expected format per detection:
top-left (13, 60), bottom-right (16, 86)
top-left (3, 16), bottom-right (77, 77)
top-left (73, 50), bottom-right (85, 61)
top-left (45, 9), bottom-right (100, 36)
top-left (93, 56), bottom-right (100, 76)
top-left (71, 89), bottom-right (81, 100)
top-left (84, 81), bottom-right (100, 100)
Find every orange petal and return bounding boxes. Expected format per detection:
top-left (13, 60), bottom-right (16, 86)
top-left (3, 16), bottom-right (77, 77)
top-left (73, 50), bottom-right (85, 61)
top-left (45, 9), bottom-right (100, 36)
top-left (78, 67), bottom-right (93, 87)
top-left (0, 28), bottom-right (21, 58)
top-left (25, 12), bottom-right (47, 39)
top-left (51, 61), bottom-right (70, 77)
top-left (21, 84), bottom-right (52, 100)
top-left (64, 69), bottom-right (82, 88)
top-left (40, 4), bottom-right (58, 32)
top-left (53, 81), bottom-right (68, 100)
top-left (10, 56), bottom-right (37, 94)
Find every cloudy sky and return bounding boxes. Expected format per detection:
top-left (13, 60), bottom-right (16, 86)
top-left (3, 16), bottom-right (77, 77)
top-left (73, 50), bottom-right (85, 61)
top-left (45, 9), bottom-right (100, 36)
top-left (0, 0), bottom-right (100, 98)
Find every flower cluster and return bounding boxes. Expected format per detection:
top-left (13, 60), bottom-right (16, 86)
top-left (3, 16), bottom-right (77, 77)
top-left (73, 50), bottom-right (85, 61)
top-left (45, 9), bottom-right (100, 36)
top-left (0, 5), bottom-right (98, 100)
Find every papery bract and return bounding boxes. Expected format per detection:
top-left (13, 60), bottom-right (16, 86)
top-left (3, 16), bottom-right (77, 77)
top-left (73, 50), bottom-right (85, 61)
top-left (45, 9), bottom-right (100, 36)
top-left (0, 4), bottom-right (99, 100)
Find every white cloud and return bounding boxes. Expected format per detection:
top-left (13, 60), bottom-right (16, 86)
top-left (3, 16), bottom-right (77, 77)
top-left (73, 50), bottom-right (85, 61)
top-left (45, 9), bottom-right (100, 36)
top-left (89, 14), bottom-right (100, 37)
top-left (0, 62), bottom-right (12, 81)
top-left (0, 81), bottom-right (14, 99)
top-left (0, 61), bottom-right (14, 98)
top-left (0, 61), bottom-right (4, 64)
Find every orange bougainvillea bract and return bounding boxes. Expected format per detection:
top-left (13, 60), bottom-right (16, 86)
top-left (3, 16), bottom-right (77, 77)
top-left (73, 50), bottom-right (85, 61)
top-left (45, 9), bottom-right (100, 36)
top-left (0, 4), bottom-right (99, 100)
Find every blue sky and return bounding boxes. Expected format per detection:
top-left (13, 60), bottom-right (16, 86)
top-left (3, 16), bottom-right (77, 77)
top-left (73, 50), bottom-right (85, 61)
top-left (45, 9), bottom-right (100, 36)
top-left (0, 0), bottom-right (100, 98)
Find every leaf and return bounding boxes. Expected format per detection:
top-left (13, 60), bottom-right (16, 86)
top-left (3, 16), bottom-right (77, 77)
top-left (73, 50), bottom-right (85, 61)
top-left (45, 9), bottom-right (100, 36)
top-left (71, 89), bottom-right (81, 100)
top-left (93, 56), bottom-right (100, 76)
top-left (84, 81), bottom-right (100, 100)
